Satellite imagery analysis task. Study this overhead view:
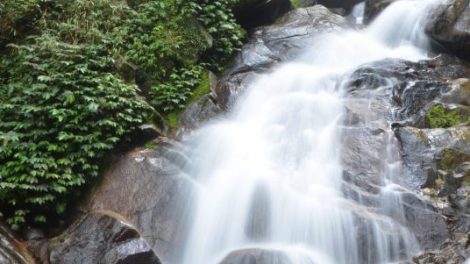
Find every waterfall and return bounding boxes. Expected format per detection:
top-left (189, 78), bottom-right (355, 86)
top-left (180, 1), bottom-right (440, 263)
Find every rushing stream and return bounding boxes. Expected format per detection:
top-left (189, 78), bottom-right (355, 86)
top-left (180, 1), bottom-right (441, 263)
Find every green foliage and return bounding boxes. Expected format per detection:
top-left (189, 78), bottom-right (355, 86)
top-left (164, 70), bottom-right (212, 129)
top-left (197, 0), bottom-right (245, 70)
top-left (150, 65), bottom-right (204, 112)
top-left (0, 34), bottom-right (152, 230)
top-left (41, 0), bottom-right (132, 45)
top-left (291, 0), bottom-right (299, 8)
top-left (426, 104), bottom-right (461, 128)
top-left (0, 0), bottom-right (44, 48)
top-left (120, 0), bottom-right (244, 112)
top-left (0, 0), bottom-right (244, 230)
top-left (121, 1), bottom-right (209, 80)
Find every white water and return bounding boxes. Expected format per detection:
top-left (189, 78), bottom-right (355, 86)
top-left (180, 1), bottom-right (440, 263)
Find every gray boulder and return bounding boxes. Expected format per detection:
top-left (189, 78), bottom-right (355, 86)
top-left (0, 222), bottom-right (34, 264)
top-left (364, 0), bottom-right (395, 23)
top-left (28, 211), bottom-right (161, 264)
top-left (216, 5), bottom-right (348, 109)
top-left (219, 248), bottom-right (317, 264)
top-left (219, 248), bottom-right (292, 264)
top-left (426, 0), bottom-right (470, 61)
top-left (82, 142), bottom-right (194, 264)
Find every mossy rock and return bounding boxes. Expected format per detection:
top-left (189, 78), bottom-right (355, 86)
top-left (439, 148), bottom-right (470, 172)
top-left (165, 70), bottom-right (214, 130)
top-left (436, 148), bottom-right (470, 194)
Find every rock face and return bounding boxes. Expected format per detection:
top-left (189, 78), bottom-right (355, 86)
top-left (0, 223), bottom-right (34, 264)
top-left (339, 55), bottom-right (468, 255)
top-left (216, 5), bottom-right (348, 109)
top-left (342, 52), bottom-right (470, 261)
top-left (28, 211), bottom-right (161, 264)
top-left (82, 141), bottom-right (194, 264)
top-left (425, 0), bottom-right (470, 61)
top-left (364, 0), bottom-right (395, 23)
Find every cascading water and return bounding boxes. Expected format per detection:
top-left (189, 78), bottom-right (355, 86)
top-left (180, 1), bottom-right (441, 263)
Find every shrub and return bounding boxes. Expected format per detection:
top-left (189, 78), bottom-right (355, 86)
top-left (0, 35), bottom-right (152, 230)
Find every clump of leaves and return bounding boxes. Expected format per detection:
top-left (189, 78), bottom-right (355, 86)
top-left (426, 104), bottom-right (461, 128)
top-left (121, 1), bottom-right (208, 80)
top-left (0, 35), bottom-right (152, 230)
top-left (197, 0), bottom-right (245, 70)
top-left (0, 0), bottom-right (47, 49)
top-left (150, 65), bottom-right (204, 112)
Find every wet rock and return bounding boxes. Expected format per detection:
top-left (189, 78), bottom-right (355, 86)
top-left (413, 236), bottom-right (470, 264)
top-left (82, 143), bottom-right (194, 263)
top-left (400, 192), bottom-right (449, 250)
top-left (28, 211), bottom-right (161, 264)
top-left (233, 0), bottom-right (292, 29)
top-left (364, 0), bottom-right (395, 23)
top-left (0, 222), bottom-right (34, 264)
top-left (341, 127), bottom-right (387, 189)
top-left (295, 0), bottom-right (316, 8)
top-left (426, 0), bottom-right (470, 61)
top-left (176, 95), bottom-right (222, 139)
top-left (396, 126), bottom-right (470, 190)
top-left (315, 0), bottom-right (363, 12)
top-left (217, 5), bottom-right (348, 109)
top-left (219, 248), bottom-right (316, 264)
top-left (344, 56), bottom-right (470, 127)
top-left (443, 78), bottom-right (470, 106)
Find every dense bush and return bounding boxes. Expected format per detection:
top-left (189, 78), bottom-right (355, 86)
top-left (0, 0), bottom-right (244, 230)
top-left (197, 0), bottom-right (245, 69)
top-left (0, 34), bottom-right (152, 230)
top-left (121, 0), bottom-right (244, 112)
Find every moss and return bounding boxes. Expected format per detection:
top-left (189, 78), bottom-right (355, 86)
top-left (144, 141), bottom-right (158, 149)
top-left (189, 70), bottom-right (210, 104)
top-left (291, 0), bottom-right (298, 8)
top-left (426, 104), bottom-right (461, 128)
top-left (440, 148), bottom-right (470, 172)
top-left (166, 112), bottom-right (181, 129)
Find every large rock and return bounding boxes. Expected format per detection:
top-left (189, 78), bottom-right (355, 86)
top-left (28, 211), bottom-right (161, 264)
top-left (426, 0), bottom-right (470, 61)
top-left (216, 5), bottom-right (348, 109)
top-left (343, 55), bottom-right (470, 127)
top-left (364, 0), bottom-right (395, 23)
top-left (339, 54), bottom-right (467, 257)
top-left (82, 141), bottom-right (195, 264)
top-left (0, 223), bottom-right (34, 264)
top-left (218, 248), bottom-right (320, 264)
top-left (396, 125), bottom-right (470, 190)
top-left (175, 95), bottom-right (221, 139)
top-left (219, 248), bottom-right (293, 264)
